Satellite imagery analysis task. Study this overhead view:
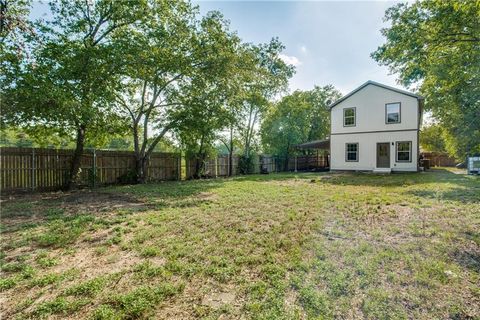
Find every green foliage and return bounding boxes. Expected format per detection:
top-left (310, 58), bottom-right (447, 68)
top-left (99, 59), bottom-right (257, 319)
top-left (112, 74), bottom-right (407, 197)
top-left (65, 277), bottom-right (107, 297)
top-left (372, 0), bottom-right (480, 159)
top-left (420, 124), bottom-right (447, 153)
top-left (0, 277), bottom-right (18, 291)
top-left (34, 296), bottom-right (89, 317)
top-left (238, 154), bottom-right (257, 174)
top-left (140, 246), bottom-right (161, 258)
top-left (105, 284), bottom-right (184, 318)
top-left (261, 85), bottom-right (341, 161)
top-left (34, 215), bottom-right (95, 248)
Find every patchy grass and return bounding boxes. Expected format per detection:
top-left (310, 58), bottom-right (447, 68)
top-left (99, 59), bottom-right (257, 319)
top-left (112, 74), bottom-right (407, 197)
top-left (1, 168), bottom-right (479, 319)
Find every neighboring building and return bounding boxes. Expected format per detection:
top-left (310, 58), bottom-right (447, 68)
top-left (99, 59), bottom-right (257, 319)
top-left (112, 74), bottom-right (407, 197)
top-left (329, 80), bottom-right (423, 172)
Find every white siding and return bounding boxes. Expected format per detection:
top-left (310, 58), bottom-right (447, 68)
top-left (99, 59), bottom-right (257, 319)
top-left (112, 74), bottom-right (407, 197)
top-left (329, 83), bottom-right (421, 172)
top-left (331, 84), bottom-right (419, 134)
top-left (330, 130), bottom-right (418, 171)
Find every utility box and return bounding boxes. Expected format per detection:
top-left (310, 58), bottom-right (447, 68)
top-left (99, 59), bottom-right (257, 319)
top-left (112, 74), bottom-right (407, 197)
top-left (467, 156), bottom-right (480, 175)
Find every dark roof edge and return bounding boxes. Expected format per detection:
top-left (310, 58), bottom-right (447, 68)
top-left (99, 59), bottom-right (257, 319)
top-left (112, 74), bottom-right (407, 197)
top-left (328, 80), bottom-right (424, 109)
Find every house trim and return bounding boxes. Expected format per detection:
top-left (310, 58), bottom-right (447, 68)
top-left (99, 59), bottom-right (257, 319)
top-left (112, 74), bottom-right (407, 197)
top-left (385, 102), bottom-right (401, 124)
top-left (345, 143), bottom-right (359, 162)
top-left (329, 80), bottom-right (423, 109)
top-left (331, 128), bottom-right (418, 136)
top-left (395, 141), bottom-right (413, 163)
top-left (343, 107), bottom-right (356, 127)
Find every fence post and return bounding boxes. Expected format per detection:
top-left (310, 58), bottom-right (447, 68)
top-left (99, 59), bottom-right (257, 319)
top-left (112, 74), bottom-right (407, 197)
top-left (31, 148), bottom-right (36, 191)
top-left (294, 155), bottom-right (298, 172)
top-left (92, 149), bottom-right (97, 188)
top-left (177, 154), bottom-right (181, 181)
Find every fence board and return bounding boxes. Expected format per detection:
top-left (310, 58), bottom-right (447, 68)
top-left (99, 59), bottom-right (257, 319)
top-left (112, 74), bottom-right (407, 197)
top-left (0, 147), bottom-right (180, 192)
top-left (421, 152), bottom-right (456, 167)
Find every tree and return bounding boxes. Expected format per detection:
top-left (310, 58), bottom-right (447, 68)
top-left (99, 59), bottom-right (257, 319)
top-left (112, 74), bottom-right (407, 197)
top-left (420, 123), bottom-right (447, 153)
top-left (238, 39), bottom-right (295, 160)
top-left (372, 0), bottom-right (480, 159)
top-left (113, 6), bottom-right (245, 182)
top-left (2, 0), bottom-right (148, 189)
top-left (261, 86), bottom-right (340, 169)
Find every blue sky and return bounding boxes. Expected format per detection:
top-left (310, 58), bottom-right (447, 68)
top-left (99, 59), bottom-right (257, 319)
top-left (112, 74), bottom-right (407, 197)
top-left (195, 1), bottom-right (403, 95)
top-left (31, 1), bottom-right (405, 96)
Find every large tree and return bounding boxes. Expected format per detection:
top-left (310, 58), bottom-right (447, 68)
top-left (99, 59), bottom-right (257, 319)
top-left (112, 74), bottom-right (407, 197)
top-left (235, 38), bottom-right (295, 170)
top-left (261, 85), bottom-right (340, 169)
top-left (372, 0), bottom-right (480, 159)
top-left (2, 0), bottom-right (148, 189)
top-left (113, 6), bottom-right (246, 182)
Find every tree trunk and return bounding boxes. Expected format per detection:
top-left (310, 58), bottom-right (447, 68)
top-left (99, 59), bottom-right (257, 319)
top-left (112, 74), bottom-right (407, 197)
top-left (194, 135), bottom-right (205, 179)
top-left (65, 124), bottom-right (86, 190)
top-left (131, 122), bottom-right (144, 183)
top-left (135, 155), bottom-right (148, 184)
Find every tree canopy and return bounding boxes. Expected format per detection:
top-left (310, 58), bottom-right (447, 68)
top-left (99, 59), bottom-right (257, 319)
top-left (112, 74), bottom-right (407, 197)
top-left (1, 0), bottom-right (295, 183)
top-left (260, 86), bottom-right (340, 166)
top-left (372, 0), bottom-right (480, 159)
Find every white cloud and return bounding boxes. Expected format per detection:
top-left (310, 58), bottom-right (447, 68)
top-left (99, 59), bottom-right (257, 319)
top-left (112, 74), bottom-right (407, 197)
top-left (279, 54), bottom-right (302, 66)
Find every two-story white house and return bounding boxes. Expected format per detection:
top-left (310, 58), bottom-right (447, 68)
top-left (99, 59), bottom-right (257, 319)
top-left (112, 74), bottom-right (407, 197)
top-left (329, 81), bottom-right (423, 172)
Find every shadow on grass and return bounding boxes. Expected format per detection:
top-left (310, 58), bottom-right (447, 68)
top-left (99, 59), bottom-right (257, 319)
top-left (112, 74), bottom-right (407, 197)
top-left (107, 178), bottom-right (226, 199)
top-left (450, 230), bottom-right (480, 274)
top-left (407, 186), bottom-right (480, 204)
top-left (231, 171), bottom-right (324, 182)
top-left (1, 179), bottom-right (225, 235)
top-left (320, 168), bottom-right (472, 186)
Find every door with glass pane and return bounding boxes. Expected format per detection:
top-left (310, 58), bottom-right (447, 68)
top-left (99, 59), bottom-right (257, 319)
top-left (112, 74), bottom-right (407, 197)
top-left (376, 143), bottom-right (390, 168)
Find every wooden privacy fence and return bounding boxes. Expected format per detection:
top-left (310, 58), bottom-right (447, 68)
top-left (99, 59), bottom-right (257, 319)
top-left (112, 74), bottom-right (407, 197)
top-left (287, 154), bottom-right (329, 171)
top-left (185, 155), bottom-right (281, 179)
top-left (421, 152), bottom-right (457, 167)
top-left (1, 147), bottom-right (329, 192)
top-left (185, 154), bottom-right (328, 179)
top-left (0, 147), bottom-right (180, 192)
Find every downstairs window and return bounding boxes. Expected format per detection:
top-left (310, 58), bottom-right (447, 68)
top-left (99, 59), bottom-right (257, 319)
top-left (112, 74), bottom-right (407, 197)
top-left (346, 143), bottom-right (359, 162)
top-left (396, 141), bottom-right (412, 162)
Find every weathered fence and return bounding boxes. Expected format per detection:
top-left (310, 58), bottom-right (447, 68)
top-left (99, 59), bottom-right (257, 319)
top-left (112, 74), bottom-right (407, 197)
top-left (1, 147), bottom-right (330, 192)
top-left (186, 155), bottom-right (283, 179)
top-left (421, 152), bottom-right (457, 167)
top-left (287, 154), bottom-right (329, 171)
top-left (185, 154), bottom-right (328, 179)
top-left (0, 147), bottom-right (180, 192)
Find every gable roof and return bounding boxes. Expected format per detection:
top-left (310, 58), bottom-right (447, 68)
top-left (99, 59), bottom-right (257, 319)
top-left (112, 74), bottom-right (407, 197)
top-left (328, 80), bottom-right (423, 109)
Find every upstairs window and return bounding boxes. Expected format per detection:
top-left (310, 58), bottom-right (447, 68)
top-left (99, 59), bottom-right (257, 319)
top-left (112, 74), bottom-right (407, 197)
top-left (344, 108), bottom-right (356, 126)
top-left (386, 102), bottom-right (401, 124)
top-left (396, 141), bottom-right (412, 162)
top-left (345, 143), bottom-right (359, 161)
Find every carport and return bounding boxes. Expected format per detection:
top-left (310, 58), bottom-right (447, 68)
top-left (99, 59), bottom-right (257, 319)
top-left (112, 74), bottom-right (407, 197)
top-left (293, 139), bottom-right (330, 172)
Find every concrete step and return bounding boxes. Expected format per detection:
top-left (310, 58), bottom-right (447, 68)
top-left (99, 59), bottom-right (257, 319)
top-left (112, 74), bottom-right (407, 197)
top-left (373, 168), bottom-right (392, 174)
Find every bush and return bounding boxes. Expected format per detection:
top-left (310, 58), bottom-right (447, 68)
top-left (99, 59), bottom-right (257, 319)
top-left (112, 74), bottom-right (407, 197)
top-left (238, 155), bottom-right (255, 174)
top-left (117, 169), bottom-right (137, 184)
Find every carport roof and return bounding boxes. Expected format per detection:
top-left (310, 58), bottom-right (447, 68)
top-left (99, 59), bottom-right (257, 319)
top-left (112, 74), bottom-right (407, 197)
top-left (295, 139), bottom-right (330, 150)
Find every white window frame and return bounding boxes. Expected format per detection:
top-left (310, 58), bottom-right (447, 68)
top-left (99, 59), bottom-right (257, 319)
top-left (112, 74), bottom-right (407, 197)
top-left (345, 143), bottom-right (359, 162)
top-left (396, 141), bottom-right (412, 162)
top-left (386, 102), bottom-right (401, 124)
top-left (343, 107), bottom-right (356, 127)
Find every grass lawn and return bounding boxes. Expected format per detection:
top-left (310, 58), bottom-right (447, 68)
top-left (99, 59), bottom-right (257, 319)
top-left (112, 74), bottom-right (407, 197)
top-left (1, 168), bottom-right (479, 319)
